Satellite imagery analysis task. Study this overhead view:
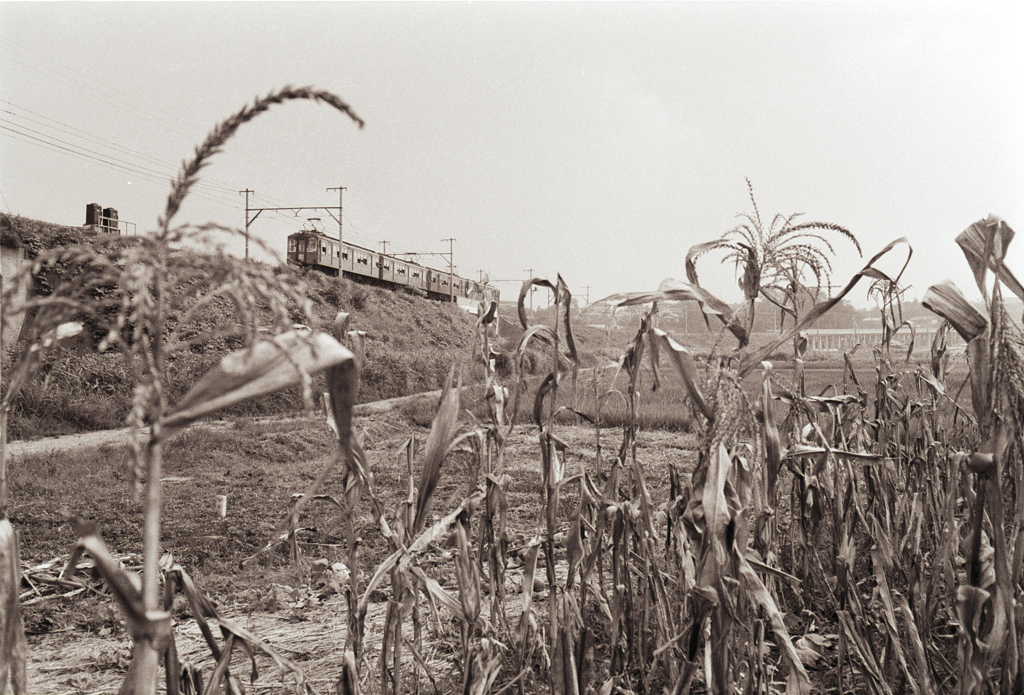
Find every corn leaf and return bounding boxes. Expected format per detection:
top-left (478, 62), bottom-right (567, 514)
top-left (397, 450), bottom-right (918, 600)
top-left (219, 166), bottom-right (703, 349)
top-left (276, 355), bottom-right (361, 536)
top-left (649, 328), bottom-right (712, 421)
top-left (703, 442), bottom-right (732, 567)
top-left (955, 215), bottom-right (1024, 302)
top-left (410, 566), bottom-right (467, 624)
top-left (412, 367), bottom-right (461, 535)
top-left (163, 331), bottom-right (353, 438)
top-left (518, 277), bottom-right (557, 329)
top-left (215, 616), bottom-right (316, 694)
top-left (761, 370), bottom-right (782, 502)
top-left (837, 610), bottom-right (893, 695)
top-left (70, 518), bottom-right (171, 695)
top-left (556, 274), bottom-right (580, 366)
top-left (358, 490), bottom-right (485, 619)
top-left (617, 277), bottom-right (746, 346)
top-left (922, 281), bottom-right (988, 343)
top-left (453, 511), bottom-right (482, 625)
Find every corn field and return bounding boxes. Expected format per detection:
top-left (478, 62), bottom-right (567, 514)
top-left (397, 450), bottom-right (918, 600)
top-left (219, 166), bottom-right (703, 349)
top-left (2, 88), bottom-right (1024, 695)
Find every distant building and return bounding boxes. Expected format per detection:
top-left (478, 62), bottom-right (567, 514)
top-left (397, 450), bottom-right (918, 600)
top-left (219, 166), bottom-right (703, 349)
top-left (805, 327), bottom-right (937, 352)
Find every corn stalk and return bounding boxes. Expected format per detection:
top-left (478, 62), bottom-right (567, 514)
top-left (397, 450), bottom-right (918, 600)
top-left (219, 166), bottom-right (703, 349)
top-left (924, 216), bottom-right (1023, 695)
top-left (1, 86), bottom-right (363, 695)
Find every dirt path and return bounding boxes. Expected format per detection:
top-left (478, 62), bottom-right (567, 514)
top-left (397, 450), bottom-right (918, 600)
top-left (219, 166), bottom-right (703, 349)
top-left (2, 393), bottom-right (451, 459)
top-left (5, 427), bottom-right (141, 458)
top-left (4, 366), bottom-right (620, 459)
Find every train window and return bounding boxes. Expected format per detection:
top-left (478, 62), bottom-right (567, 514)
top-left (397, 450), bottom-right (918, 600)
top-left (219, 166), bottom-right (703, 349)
top-left (321, 245), bottom-right (327, 254)
top-left (411, 270), bottom-right (420, 279)
top-left (382, 263), bottom-right (390, 271)
top-left (288, 239), bottom-right (297, 252)
top-left (357, 253), bottom-right (368, 265)
top-left (397, 266), bottom-right (406, 275)
top-left (342, 252), bottom-right (349, 260)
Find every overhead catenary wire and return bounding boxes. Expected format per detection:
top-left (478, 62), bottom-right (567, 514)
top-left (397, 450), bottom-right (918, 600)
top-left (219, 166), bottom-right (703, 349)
top-left (1, 40), bottom-right (358, 228)
top-left (2, 39), bottom-right (491, 276)
top-left (0, 125), bottom-right (235, 210)
top-left (0, 100), bottom-right (239, 197)
top-left (10, 35), bottom-right (358, 198)
top-left (0, 102), bottom-right (328, 234)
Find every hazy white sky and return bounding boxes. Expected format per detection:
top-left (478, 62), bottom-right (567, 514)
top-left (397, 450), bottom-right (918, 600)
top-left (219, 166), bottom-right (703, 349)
top-left (2, 2), bottom-right (1021, 309)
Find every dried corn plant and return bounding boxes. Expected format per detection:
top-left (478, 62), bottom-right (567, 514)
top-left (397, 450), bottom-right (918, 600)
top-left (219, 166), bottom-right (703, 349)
top-left (1, 85), bottom-right (363, 694)
top-left (520, 274), bottom-right (585, 695)
top-left (686, 178), bottom-right (861, 349)
top-left (276, 290), bottom-right (510, 694)
top-left (923, 215), bottom-right (1024, 695)
top-left (6, 95), bottom-right (1024, 695)
top-left (598, 214), bottom-right (918, 694)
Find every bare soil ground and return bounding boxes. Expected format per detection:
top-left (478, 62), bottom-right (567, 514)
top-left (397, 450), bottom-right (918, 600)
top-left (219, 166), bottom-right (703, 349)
top-left (10, 415), bottom-right (698, 694)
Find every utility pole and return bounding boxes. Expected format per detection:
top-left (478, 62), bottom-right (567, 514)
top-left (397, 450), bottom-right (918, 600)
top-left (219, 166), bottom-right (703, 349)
top-left (240, 189), bottom-right (254, 260)
top-left (442, 238), bottom-right (455, 302)
top-left (327, 186), bottom-right (346, 244)
top-left (380, 241), bottom-right (389, 256)
top-left (242, 190), bottom-right (342, 261)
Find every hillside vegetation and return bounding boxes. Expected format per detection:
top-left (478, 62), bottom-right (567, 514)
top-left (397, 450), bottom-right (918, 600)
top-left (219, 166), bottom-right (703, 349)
top-left (1, 211), bottom-right (482, 440)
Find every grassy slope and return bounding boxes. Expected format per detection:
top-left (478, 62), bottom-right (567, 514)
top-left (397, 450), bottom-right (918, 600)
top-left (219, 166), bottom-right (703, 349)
top-left (2, 212), bottom-right (483, 439)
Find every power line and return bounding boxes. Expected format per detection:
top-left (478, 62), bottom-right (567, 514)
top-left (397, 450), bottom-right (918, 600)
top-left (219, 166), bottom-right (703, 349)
top-left (0, 44), bottom-right (350, 219)
top-left (0, 125), bottom-right (238, 211)
top-left (0, 41), bottom-right (201, 140)
top-left (0, 100), bottom-right (238, 195)
top-left (1, 43), bottom-right (476, 267)
top-left (0, 102), bottom-right (248, 201)
top-left (0, 117), bottom-right (192, 187)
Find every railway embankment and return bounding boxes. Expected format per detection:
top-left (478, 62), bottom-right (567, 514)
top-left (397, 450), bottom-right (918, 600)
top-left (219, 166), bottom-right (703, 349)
top-left (1, 211), bottom-right (486, 441)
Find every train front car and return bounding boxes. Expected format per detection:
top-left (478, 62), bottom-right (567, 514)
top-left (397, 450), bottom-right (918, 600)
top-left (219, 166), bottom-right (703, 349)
top-left (287, 230), bottom-right (341, 274)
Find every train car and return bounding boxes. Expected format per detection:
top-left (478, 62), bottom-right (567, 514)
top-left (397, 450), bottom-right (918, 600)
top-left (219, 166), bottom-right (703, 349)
top-left (286, 228), bottom-right (499, 306)
top-left (287, 230), bottom-right (341, 273)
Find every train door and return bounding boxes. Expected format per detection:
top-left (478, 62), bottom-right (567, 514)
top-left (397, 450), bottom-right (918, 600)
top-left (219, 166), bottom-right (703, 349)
top-left (409, 265), bottom-right (424, 291)
top-left (353, 250), bottom-right (371, 277)
top-left (394, 262), bottom-right (409, 287)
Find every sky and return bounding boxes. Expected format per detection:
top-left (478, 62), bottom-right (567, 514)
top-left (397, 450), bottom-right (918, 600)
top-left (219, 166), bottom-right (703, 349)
top-left (1, 1), bottom-right (1022, 311)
